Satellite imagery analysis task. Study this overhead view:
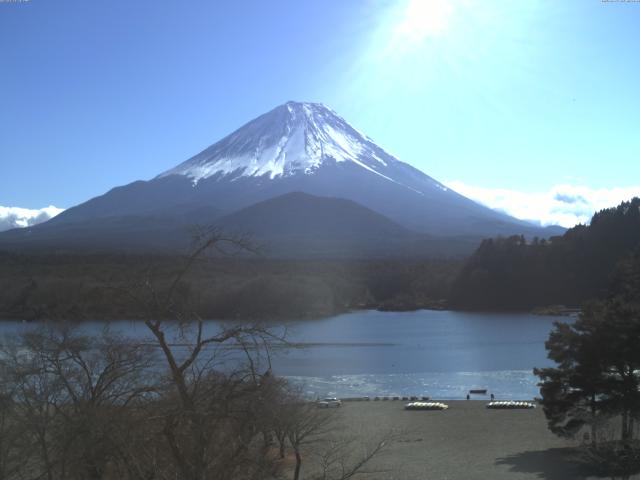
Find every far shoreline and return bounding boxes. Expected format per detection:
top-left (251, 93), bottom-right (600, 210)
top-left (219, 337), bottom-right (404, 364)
top-left (0, 304), bottom-right (580, 323)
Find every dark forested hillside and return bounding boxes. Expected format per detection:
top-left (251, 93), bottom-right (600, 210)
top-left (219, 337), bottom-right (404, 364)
top-left (450, 198), bottom-right (640, 310)
top-left (0, 253), bottom-right (460, 321)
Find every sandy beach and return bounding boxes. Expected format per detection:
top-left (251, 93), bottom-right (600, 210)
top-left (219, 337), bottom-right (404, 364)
top-left (307, 400), bottom-right (612, 480)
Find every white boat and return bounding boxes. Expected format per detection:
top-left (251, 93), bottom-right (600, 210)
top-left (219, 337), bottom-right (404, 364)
top-left (486, 401), bottom-right (535, 409)
top-left (404, 401), bottom-right (449, 411)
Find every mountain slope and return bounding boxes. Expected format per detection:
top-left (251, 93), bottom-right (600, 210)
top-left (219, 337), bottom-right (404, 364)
top-left (0, 101), bottom-right (563, 255)
top-left (217, 192), bottom-right (410, 238)
top-left (214, 192), bottom-right (478, 258)
top-left (0, 192), bottom-right (479, 257)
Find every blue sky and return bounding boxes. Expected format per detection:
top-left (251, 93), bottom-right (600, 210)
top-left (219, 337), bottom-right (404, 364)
top-left (1, 0), bottom-right (639, 227)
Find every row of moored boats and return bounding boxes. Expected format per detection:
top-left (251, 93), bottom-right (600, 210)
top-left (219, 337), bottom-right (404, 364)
top-left (404, 400), bottom-right (536, 411)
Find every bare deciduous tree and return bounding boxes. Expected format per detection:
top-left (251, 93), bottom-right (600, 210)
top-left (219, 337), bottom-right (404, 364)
top-left (0, 326), bottom-right (155, 480)
top-left (124, 228), bottom-right (287, 480)
top-left (0, 228), bottom-right (395, 480)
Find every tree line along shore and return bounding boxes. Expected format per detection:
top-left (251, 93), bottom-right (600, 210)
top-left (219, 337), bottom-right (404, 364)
top-left (0, 254), bottom-right (458, 321)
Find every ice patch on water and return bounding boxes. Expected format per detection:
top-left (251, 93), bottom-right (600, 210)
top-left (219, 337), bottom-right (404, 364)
top-left (286, 370), bottom-right (539, 400)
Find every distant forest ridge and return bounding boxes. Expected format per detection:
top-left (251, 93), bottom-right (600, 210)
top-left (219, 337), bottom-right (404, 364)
top-left (0, 255), bottom-right (459, 321)
top-left (450, 197), bottom-right (640, 311)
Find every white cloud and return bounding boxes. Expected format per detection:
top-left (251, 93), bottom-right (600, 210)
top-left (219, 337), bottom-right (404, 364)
top-left (445, 182), bottom-right (640, 228)
top-left (0, 205), bottom-right (65, 232)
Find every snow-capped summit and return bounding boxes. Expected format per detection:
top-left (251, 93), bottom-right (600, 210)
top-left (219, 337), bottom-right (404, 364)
top-left (159, 101), bottom-right (436, 193)
top-left (7, 100), bottom-right (563, 254)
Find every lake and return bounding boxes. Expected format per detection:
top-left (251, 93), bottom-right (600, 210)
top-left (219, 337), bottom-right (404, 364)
top-left (279, 309), bottom-right (570, 400)
top-left (0, 309), bottom-right (572, 400)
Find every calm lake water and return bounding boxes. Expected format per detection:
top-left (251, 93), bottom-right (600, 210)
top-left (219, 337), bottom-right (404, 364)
top-left (0, 310), bottom-right (572, 400)
top-left (280, 309), bottom-right (570, 400)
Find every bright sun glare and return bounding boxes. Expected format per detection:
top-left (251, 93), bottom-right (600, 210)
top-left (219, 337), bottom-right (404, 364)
top-left (394, 0), bottom-right (454, 43)
top-left (369, 0), bottom-right (462, 87)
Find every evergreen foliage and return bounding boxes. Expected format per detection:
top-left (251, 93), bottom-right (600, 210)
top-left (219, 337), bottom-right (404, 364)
top-left (535, 249), bottom-right (640, 446)
top-left (451, 198), bottom-right (640, 310)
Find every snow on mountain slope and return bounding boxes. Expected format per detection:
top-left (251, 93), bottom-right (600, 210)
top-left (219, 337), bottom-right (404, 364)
top-left (9, 100), bottom-right (565, 248)
top-left (158, 101), bottom-right (438, 195)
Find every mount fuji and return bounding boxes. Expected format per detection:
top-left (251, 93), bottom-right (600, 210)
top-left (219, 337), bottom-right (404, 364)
top-left (0, 101), bottom-right (562, 256)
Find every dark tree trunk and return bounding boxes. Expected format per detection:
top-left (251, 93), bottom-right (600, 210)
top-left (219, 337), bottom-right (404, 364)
top-left (293, 450), bottom-right (302, 480)
top-left (591, 394), bottom-right (598, 447)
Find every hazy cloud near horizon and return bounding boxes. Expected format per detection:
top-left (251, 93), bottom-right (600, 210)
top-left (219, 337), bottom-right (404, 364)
top-left (0, 205), bottom-right (64, 232)
top-left (446, 182), bottom-right (640, 228)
